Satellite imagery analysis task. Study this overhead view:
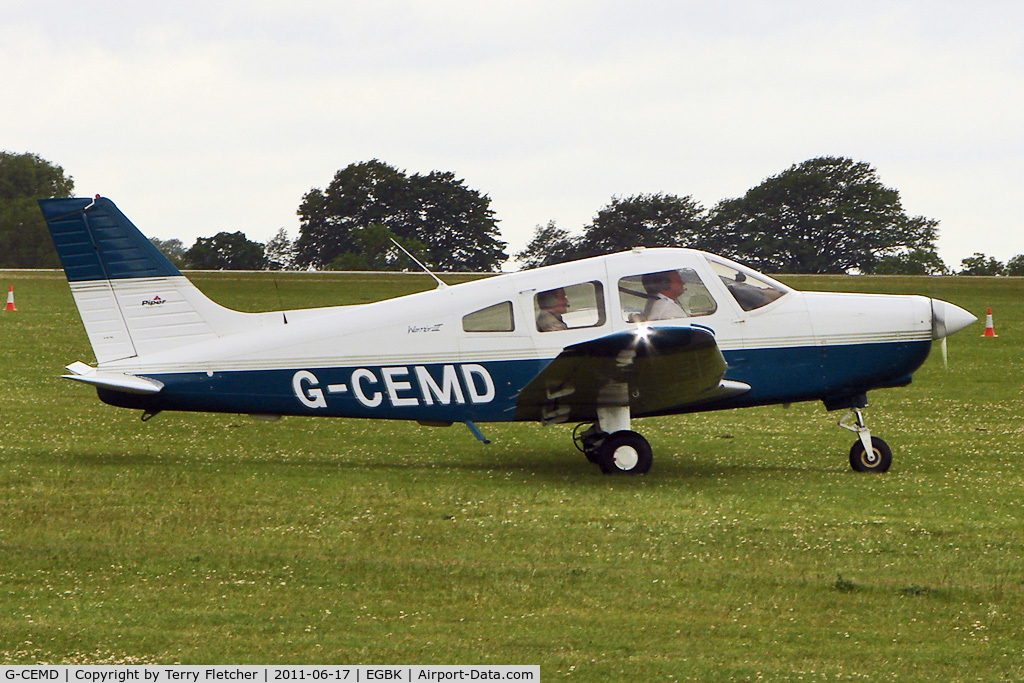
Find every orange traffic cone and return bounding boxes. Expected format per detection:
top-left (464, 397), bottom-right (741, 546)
top-left (4, 286), bottom-right (15, 312)
top-left (980, 307), bottom-right (997, 337)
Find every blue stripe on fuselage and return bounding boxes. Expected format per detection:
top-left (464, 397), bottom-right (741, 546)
top-left (105, 360), bottom-right (549, 422)
top-left (96, 340), bottom-right (931, 421)
top-left (715, 339), bottom-right (931, 409)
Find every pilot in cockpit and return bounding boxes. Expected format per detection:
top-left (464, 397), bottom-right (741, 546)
top-left (641, 270), bottom-right (689, 320)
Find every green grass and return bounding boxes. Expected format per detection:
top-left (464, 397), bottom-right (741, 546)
top-left (1, 269), bottom-right (1022, 679)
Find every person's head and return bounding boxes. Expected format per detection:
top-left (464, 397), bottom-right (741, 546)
top-left (642, 270), bottom-right (684, 299)
top-left (538, 287), bottom-right (569, 315)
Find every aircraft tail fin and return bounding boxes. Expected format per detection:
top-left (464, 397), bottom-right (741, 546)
top-left (39, 196), bottom-right (259, 364)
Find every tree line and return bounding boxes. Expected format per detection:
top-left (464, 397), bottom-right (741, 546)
top-left (516, 156), bottom-right (1022, 276)
top-left (2, 150), bottom-right (1022, 275)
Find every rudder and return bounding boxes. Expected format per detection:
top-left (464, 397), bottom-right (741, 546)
top-left (40, 196), bottom-right (182, 283)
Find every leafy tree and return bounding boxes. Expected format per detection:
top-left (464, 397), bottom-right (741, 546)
top-left (576, 193), bottom-right (707, 258)
top-left (295, 160), bottom-right (506, 272)
top-left (872, 248), bottom-right (949, 275)
top-left (0, 151), bottom-right (74, 268)
top-left (264, 228), bottom-right (296, 271)
top-left (185, 231), bottom-right (267, 270)
top-left (149, 237), bottom-right (187, 269)
top-left (707, 157), bottom-right (939, 274)
top-left (326, 223), bottom-right (428, 271)
top-left (414, 169), bottom-right (507, 271)
top-left (295, 160), bottom-right (411, 270)
top-left (515, 221), bottom-right (582, 269)
top-left (1005, 254), bottom-right (1024, 276)
top-left (959, 252), bottom-right (1004, 276)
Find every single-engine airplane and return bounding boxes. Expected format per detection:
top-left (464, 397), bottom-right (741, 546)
top-left (40, 196), bottom-right (976, 475)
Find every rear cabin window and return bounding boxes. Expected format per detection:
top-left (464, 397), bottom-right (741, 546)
top-left (618, 268), bottom-right (718, 322)
top-left (534, 281), bottom-right (606, 332)
top-left (462, 301), bottom-right (515, 332)
top-left (705, 258), bottom-right (788, 312)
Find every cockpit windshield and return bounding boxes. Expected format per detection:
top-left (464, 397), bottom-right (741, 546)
top-left (704, 256), bottom-right (789, 312)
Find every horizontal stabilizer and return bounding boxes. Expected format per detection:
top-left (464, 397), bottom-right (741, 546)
top-left (63, 362), bottom-right (164, 395)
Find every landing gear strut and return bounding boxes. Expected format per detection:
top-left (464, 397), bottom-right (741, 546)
top-left (839, 407), bottom-right (892, 473)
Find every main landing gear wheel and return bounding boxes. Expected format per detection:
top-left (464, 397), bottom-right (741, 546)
top-left (849, 436), bottom-right (892, 473)
top-left (596, 430), bottom-right (653, 475)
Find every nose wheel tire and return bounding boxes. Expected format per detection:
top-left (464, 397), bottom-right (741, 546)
top-left (597, 430), bottom-right (653, 475)
top-left (849, 436), bottom-right (892, 473)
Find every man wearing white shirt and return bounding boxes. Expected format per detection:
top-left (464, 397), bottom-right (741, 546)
top-left (641, 270), bottom-right (689, 320)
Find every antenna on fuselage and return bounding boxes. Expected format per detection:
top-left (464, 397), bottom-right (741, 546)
top-left (390, 238), bottom-right (448, 289)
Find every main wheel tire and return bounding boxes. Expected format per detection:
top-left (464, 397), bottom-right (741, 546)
top-left (849, 436), bottom-right (892, 473)
top-left (596, 430), bottom-right (653, 475)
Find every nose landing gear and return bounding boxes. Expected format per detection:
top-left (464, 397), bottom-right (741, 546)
top-left (839, 407), bottom-right (892, 473)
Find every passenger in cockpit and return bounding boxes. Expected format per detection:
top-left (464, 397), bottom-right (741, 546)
top-left (536, 287), bottom-right (569, 331)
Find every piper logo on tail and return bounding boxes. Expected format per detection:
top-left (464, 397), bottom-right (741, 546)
top-left (141, 295), bottom-right (167, 306)
top-left (292, 365), bottom-right (496, 409)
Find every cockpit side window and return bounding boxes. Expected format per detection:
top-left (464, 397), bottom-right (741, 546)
top-left (463, 301), bottom-right (515, 332)
top-left (534, 281), bottom-right (606, 332)
top-left (618, 268), bottom-right (717, 322)
top-left (704, 257), bottom-right (788, 312)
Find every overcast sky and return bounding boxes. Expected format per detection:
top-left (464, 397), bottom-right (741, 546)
top-left (4, 0), bottom-right (1023, 269)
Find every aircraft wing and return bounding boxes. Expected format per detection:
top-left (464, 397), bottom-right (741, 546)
top-left (515, 326), bottom-right (750, 423)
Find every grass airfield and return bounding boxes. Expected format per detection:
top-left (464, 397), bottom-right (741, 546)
top-left (1, 269), bottom-right (1022, 679)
